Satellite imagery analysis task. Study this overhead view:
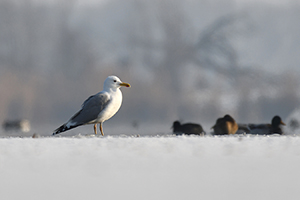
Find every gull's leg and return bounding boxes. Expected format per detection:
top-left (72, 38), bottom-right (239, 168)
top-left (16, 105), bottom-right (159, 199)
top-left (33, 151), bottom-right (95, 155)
top-left (94, 124), bottom-right (97, 135)
top-left (100, 122), bottom-right (104, 136)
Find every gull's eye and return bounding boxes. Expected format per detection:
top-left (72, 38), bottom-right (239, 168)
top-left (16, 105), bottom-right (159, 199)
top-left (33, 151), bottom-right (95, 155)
top-left (113, 80), bottom-right (117, 82)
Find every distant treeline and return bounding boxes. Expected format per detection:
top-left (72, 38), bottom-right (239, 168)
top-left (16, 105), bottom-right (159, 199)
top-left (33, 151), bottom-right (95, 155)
top-left (0, 0), bottom-right (299, 126)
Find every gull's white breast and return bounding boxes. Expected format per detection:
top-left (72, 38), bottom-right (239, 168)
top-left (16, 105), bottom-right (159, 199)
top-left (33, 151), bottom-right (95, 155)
top-left (96, 89), bottom-right (123, 123)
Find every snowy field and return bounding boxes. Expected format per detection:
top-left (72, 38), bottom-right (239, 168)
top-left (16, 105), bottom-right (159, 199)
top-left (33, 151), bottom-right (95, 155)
top-left (1, 133), bottom-right (300, 200)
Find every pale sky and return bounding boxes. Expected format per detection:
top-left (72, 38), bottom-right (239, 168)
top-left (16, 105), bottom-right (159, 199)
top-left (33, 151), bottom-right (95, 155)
top-left (30, 0), bottom-right (298, 6)
top-left (233, 0), bottom-right (298, 6)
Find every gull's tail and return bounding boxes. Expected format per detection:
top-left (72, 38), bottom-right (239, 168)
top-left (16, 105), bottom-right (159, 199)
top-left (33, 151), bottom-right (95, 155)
top-left (53, 122), bottom-right (80, 135)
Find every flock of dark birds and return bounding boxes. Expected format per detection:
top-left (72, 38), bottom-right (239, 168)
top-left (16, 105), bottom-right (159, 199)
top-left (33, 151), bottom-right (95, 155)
top-left (172, 115), bottom-right (286, 136)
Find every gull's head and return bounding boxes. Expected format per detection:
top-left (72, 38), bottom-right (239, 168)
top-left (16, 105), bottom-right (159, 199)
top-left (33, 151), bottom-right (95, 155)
top-left (103, 75), bottom-right (131, 91)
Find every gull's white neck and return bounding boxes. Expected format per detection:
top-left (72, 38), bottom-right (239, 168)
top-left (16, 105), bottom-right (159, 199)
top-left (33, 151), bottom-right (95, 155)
top-left (103, 87), bottom-right (120, 93)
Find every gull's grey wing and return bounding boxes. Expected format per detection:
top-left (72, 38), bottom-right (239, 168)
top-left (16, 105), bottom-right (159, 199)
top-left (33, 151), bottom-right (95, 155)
top-left (69, 92), bottom-right (111, 125)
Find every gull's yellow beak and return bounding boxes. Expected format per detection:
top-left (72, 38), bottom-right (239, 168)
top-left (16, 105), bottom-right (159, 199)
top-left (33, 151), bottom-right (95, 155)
top-left (119, 82), bottom-right (131, 88)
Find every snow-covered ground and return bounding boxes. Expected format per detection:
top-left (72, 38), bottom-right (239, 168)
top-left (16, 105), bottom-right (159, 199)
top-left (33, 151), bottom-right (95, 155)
top-left (1, 134), bottom-right (300, 200)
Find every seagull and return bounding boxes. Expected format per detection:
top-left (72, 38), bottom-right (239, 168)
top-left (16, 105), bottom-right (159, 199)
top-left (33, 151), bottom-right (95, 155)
top-left (53, 75), bottom-right (131, 136)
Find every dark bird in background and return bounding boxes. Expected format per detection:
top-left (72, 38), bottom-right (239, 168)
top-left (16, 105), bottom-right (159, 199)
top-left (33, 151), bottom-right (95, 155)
top-left (289, 118), bottom-right (300, 131)
top-left (248, 115), bottom-right (286, 135)
top-left (172, 121), bottom-right (205, 136)
top-left (211, 114), bottom-right (238, 135)
top-left (2, 119), bottom-right (31, 133)
top-left (236, 124), bottom-right (251, 134)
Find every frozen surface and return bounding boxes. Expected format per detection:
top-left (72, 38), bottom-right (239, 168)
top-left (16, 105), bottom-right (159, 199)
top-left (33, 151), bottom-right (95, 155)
top-left (1, 135), bottom-right (300, 200)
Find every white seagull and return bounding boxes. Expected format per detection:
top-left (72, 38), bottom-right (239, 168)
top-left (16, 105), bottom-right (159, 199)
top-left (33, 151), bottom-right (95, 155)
top-left (53, 75), bottom-right (131, 136)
